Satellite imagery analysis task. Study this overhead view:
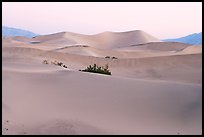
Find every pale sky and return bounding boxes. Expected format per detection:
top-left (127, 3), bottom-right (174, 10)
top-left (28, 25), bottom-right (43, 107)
top-left (2, 2), bottom-right (202, 39)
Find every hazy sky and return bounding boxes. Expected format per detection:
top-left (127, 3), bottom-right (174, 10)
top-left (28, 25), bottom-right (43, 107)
top-left (2, 2), bottom-right (202, 39)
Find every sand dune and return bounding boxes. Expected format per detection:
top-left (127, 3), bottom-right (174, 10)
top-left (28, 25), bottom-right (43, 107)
top-left (52, 42), bottom-right (197, 58)
top-left (5, 36), bottom-right (197, 59)
top-left (178, 45), bottom-right (202, 54)
top-left (11, 30), bottom-right (161, 49)
top-left (3, 39), bottom-right (196, 59)
top-left (117, 42), bottom-right (191, 51)
top-left (2, 64), bottom-right (202, 135)
top-left (51, 45), bottom-right (173, 58)
top-left (3, 46), bottom-right (202, 84)
top-left (12, 36), bottom-right (32, 43)
top-left (32, 32), bottom-right (77, 45)
top-left (88, 30), bottom-right (161, 49)
top-left (2, 30), bottom-right (202, 135)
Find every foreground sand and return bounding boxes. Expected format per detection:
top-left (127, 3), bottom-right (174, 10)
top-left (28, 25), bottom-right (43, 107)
top-left (2, 31), bottom-right (202, 135)
top-left (2, 62), bottom-right (202, 135)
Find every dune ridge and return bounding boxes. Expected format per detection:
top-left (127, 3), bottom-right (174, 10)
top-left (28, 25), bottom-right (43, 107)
top-left (10, 30), bottom-right (161, 49)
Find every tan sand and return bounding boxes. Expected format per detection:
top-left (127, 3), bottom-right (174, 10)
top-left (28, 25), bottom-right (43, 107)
top-left (2, 64), bottom-right (202, 135)
top-left (11, 30), bottom-right (161, 49)
top-left (2, 30), bottom-right (202, 135)
top-left (3, 46), bottom-right (202, 84)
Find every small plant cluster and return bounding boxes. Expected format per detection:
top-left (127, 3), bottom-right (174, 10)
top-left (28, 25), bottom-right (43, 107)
top-left (80, 64), bottom-right (111, 75)
top-left (43, 60), bottom-right (68, 68)
top-left (105, 56), bottom-right (118, 59)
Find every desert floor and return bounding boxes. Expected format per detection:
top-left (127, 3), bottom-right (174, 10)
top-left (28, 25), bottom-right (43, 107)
top-left (2, 31), bottom-right (202, 135)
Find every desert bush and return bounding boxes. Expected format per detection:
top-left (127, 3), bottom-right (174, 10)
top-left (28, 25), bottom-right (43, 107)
top-left (80, 64), bottom-right (111, 75)
top-left (45, 60), bottom-right (68, 69)
top-left (43, 60), bottom-right (49, 64)
top-left (57, 62), bottom-right (63, 66)
top-left (105, 56), bottom-right (118, 59)
top-left (63, 64), bottom-right (68, 68)
top-left (112, 56), bottom-right (118, 59)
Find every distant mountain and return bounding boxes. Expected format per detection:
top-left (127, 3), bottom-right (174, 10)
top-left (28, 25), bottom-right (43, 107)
top-left (2, 26), bottom-right (39, 38)
top-left (163, 32), bottom-right (202, 45)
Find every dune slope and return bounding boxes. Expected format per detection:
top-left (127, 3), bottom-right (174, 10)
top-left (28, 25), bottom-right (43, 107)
top-left (2, 64), bottom-right (202, 135)
top-left (2, 30), bottom-right (202, 135)
top-left (12, 30), bottom-right (161, 49)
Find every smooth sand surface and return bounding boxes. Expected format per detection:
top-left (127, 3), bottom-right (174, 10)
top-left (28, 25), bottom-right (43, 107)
top-left (3, 46), bottom-right (201, 84)
top-left (2, 63), bottom-right (202, 135)
top-left (12, 30), bottom-right (161, 49)
top-left (2, 30), bottom-right (202, 135)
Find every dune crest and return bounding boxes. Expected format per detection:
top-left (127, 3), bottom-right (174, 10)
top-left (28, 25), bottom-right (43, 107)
top-left (10, 30), bottom-right (161, 49)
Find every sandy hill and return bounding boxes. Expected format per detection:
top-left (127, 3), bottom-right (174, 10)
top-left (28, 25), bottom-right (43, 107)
top-left (2, 59), bottom-right (202, 135)
top-left (31, 32), bottom-right (77, 45)
top-left (2, 29), bottom-right (202, 135)
top-left (20, 30), bottom-right (161, 49)
top-left (89, 30), bottom-right (161, 49)
top-left (179, 45), bottom-right (202, 54)
top-left (2, 46), bottom-right (202, 84)
top-left (12, 36), bottom-right (32, 43)
top-left (117, 42), bottom-right (191, 51)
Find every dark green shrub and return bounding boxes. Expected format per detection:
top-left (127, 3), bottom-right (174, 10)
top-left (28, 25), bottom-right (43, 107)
top-left (43, 60), bottom-right (49, 64)
top-left (81, 64), bottom-right (111, 75)
top-left (63, 65), bottom-right (67, 68)
top-left (57, 62), bottom-right (63, 66)
top-left (112, 56), bottom-right (118, 59)
top-left (48, 60), bottom-right (68, 69)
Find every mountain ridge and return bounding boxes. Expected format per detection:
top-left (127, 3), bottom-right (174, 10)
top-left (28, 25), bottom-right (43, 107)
top-left (2, 26), bottom-right (39, 38)
top-left (163, 32), bottom-right (202, 45)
